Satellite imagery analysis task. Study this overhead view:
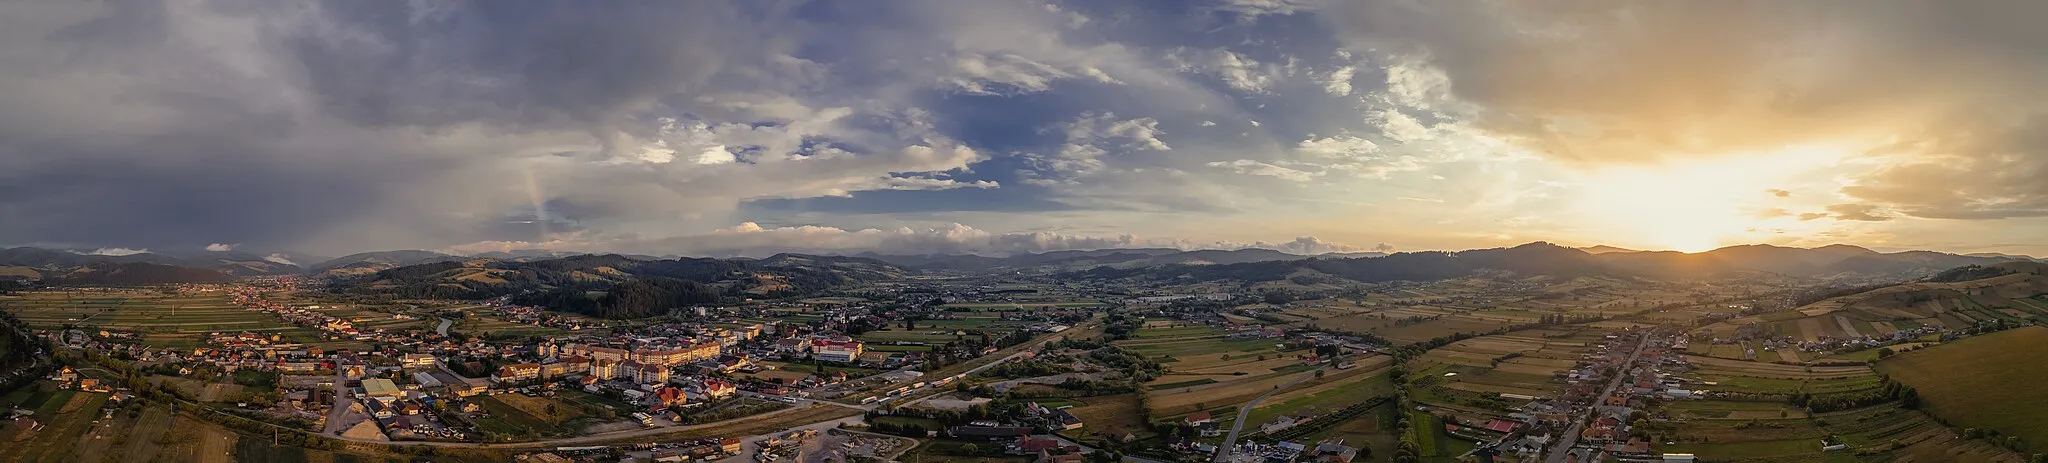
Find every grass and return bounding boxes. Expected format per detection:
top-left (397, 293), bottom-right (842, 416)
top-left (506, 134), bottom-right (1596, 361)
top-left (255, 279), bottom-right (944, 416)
top-left (475, 394), bottom-right (588, 436)
top-left (1062, 394), bottom-right (1149, 440)
top-left (1132, 326), bottom-right (1222, 339)
top-left (870, 415), bottom-right (945, 431)
top-left (1147, 379), bottom-right (1218, 390)
top-left (1877, 326), bottom-right (2048, 449)
top-left (1241, 372), bottom-right (1389, 431)
top-left (3, 390), bottom-right (109, 462)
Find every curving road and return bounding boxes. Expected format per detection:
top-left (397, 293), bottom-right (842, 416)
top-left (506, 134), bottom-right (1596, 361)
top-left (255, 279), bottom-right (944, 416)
top-left (1213, 366), bottom-right (1323, 462)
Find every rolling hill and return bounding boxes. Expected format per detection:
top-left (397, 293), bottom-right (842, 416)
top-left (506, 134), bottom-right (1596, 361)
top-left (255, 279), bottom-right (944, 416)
top-left (1700, 261), bottom-right (2048, 341)
top-left (330, 253), bottom-right (913, 318)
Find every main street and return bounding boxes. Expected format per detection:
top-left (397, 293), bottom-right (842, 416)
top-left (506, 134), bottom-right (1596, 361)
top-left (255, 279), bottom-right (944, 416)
top-left (1543, 333), bottom-right (1650, 463)
top-left (1213, 366), bottom-right (1324, 463)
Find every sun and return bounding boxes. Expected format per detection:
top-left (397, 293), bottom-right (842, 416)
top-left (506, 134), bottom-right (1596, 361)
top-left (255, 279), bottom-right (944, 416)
top-left (1567, 145), bottom-right (1851, 252)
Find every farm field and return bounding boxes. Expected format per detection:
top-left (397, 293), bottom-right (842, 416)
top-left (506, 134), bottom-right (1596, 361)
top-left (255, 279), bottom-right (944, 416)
top-left (940, 300), bottom-right (1105, 309)
top-left (0, 384), bottom-right (110, 463)
top-left (0, 290), bottom-right (318, 348)
top-left (1407, 333), bottom-right (1594, 400)
top-left (1123, 321), bottom-right (1322, 419)
top-left (1655, 404), bottom-right (2023, 462)
top-left (1877, 326), bottom-right (2048, 450)
top-left (1298, 400), bottom-right (1400, 462)
top-left (1239, 364), bottom-right (1394, 434)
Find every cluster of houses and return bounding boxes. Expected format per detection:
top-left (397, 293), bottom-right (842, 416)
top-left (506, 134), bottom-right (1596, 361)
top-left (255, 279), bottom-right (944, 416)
top-left (1214, 439), bottom-right (1364, 463)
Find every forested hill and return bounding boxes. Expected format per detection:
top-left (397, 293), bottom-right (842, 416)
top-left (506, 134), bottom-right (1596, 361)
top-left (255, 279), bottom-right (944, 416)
top-left (330, 253), bottom-right (911, 318)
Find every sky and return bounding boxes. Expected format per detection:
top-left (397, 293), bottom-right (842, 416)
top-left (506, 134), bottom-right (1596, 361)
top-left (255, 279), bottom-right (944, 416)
top-left (4, 0), bottom-right (2048, 258)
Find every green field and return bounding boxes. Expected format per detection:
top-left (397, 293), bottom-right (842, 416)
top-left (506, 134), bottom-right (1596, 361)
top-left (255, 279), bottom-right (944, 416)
top-left (1877, 326), bottom-right (2048, 449)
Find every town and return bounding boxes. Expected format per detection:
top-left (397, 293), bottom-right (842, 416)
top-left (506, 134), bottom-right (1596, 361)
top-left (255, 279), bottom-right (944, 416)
top-left (8, 255), bottom-right (2045, 463)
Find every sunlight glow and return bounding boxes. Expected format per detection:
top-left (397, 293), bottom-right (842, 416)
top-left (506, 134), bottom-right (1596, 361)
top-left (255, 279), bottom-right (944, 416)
top-left (1569, 144), bottom-right (1851, 252)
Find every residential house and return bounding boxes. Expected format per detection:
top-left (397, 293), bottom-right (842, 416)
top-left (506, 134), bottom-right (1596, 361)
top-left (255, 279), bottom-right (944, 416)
top-left (492, 363), bottom-right (541, 384)
top-left (813, 338), bottom-right (864, 363)
top-left (401, 353), bottom-right (437, 369)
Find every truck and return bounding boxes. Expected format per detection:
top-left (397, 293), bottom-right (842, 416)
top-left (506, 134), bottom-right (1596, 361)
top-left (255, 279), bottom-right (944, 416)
top-left (632, 412), bottom-right (655, 427)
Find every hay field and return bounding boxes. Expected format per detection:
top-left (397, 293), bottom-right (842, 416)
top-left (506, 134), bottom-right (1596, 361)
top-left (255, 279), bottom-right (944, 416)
top-left (1878, 326), bottom-right (2048, 450)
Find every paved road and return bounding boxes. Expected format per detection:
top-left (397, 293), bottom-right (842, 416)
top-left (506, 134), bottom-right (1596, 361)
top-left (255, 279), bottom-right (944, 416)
top-left (436, 318), bottom-right (453, 337)
top-left (893, 323), bottom-right (1093, 408)
top-left (321, 367), bottom-right (351, 434)
top-left (1543, 335), bottom-right (1649, 463)
top-left (1213, 367), bottom-right (1324, 463)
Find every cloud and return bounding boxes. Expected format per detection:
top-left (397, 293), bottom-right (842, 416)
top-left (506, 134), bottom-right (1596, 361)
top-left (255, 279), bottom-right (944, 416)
top-left (1372, 242), bottom-right (1396, 252)
top-left (944, 52), bottom-right (1113, 95)
top-left (1320, 65), bottom-right (1357, 95)
top-left (1211, 0), bottom-right (1321, 19)
top-left (1167, 48), bottom-right (1283, 93)
top-left (1207, 160), bottom-right (1321, 182)
top-left (1268, 236), bottom-right (1365, 255)
top-left (1766, 189), bottom-right (1791, 198)
top-left (0, 1), bottom-right (1042, 254)
top-left (263, 253), bottom-right (298, 265)
top-left (80, 248), bottom-right (150, 256)
top-left (1297, 135), bottom-right (1381, 158)
top-left (1027, 112), bottom-right (1172, 182)
top-left (441, 222), bottom-right (1370, 257)
top-left (1825, 203), bottom-right (1893, 222)
top-left (206, 243), bottom-right (235, 252)
top-left (1315, 1), bottom-right (2048, 225)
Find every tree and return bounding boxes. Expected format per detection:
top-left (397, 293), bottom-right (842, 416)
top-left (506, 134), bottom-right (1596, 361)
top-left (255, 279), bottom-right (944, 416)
top-left (1877, 348), bottom-right (1896, 359)
top-left (959, 443), bottom-right (980, 455)
top-left (1315, 370), bottom-right (1326, 379)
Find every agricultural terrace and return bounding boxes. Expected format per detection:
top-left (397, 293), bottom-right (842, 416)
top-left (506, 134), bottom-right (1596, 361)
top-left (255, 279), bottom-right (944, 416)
top-left (1408, 332), bottom-right (1598, 403)
top-left (0, 384), bottom-right (112, 462)
top-left (1678, 355), bottom-right (1881, 396)
top-left (1120, 324), bottom-right (1310, 419)
top-left (1878, 326), bottom-right (2048, 452)
top-left (1701, 271), bottom-right (2048, 342)
top-left (0, 289), bottom-right (322, 348)
top-left (1650, 403), bottom-right (2022, 463)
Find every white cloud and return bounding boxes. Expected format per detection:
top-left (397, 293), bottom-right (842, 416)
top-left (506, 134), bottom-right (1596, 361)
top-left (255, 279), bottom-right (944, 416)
top-left (443, 221), bottom-right (1370, 257)
top-left (693, 145), bottom-right (736, 165)
top-left (1320, 65), bottom-right (1357, 95)
top-left (1200, 120), bottom-right (1217, 127)
top-left (1297, 135), bottom-right (1380, 158)
top-left (205, 243), bottom-right (235, 251)
top-left (1168, 48), bottom-right (1282, 93)
top-left (1031, 112), bottom-right (1172, 179)
top-left (80, 247), bottom-right (150, 256)
top-left (263, 253), bottom-right (297, 265)
top-left (1207, 159), bottom-right (1321, 182)
top-left (1212, 0), bottom-right (1321, 19)
top-left (945, 53), bottom-right (1077, 95)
